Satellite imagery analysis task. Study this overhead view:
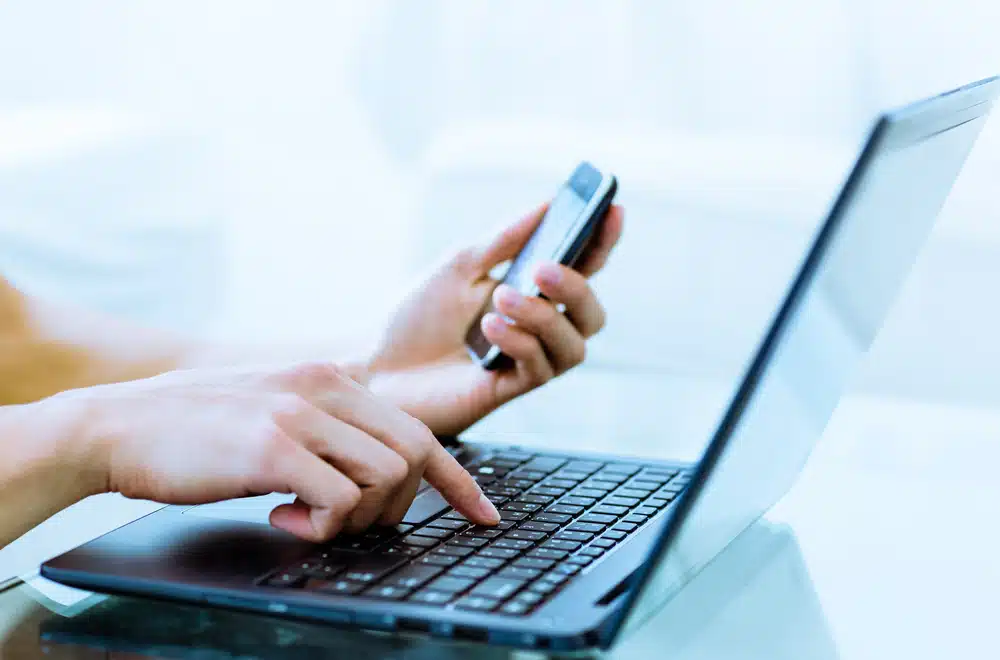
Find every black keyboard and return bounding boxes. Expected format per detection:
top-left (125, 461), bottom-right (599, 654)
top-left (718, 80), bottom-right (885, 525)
top-left (260, 451), bottom-right (691, 616)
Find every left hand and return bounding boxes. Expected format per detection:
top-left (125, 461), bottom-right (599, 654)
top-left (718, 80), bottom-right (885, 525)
top-left (367, 203), bottom-right (624, 436)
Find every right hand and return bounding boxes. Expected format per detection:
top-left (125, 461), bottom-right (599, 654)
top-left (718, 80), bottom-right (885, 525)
top-left (54, 362), bottom-right (499, 542)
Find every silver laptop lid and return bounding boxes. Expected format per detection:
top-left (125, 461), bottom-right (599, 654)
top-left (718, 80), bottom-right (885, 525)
top-left (607, 76), bottom-right (999, 645)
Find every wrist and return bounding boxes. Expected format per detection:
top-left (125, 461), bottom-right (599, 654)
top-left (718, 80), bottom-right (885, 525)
top-left (36, 391), bottom-right (112, 499)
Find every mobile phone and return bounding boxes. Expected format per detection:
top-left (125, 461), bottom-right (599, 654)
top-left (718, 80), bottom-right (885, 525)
top-left (465, 161), bottom-right (618, 370)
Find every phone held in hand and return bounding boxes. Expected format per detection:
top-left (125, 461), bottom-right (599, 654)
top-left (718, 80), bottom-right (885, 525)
top-left (465, 161), bottom-right (618, 370)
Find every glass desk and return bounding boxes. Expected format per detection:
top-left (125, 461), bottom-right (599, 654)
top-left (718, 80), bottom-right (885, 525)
top-left (0, 520), bottom-right (836, 659)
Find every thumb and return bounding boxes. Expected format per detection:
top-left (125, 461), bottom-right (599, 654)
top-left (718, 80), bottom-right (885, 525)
top-left (474, 203), bottom-right (547, 271)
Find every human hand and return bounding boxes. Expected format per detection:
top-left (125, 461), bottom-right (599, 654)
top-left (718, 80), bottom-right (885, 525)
top-left (368, 203), bottom-right (623, 436)
top-left (55, 362), bottom-right (499, 542)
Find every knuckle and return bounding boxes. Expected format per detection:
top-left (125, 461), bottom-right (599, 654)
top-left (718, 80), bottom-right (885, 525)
top-left (338, 481), bottom-right (363, 512)
top-left (383, 453), bottom-right (410, 485)
top-left (254, 423), bottom-right (295, 477)
top-left (568, 341), bottom-right (587, 368)
top-left (450, 246), bottom-right (481, 273)
top-left (270, 393), bottom-right (310, 426)
top-left (285, 361), bottom-right (344, 388)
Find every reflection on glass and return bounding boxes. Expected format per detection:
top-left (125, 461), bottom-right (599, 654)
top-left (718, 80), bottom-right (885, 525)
top-left (617, 99), bottom-right (993, 639)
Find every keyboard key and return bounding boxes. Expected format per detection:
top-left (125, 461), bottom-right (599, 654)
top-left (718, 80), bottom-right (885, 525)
top-left (363, 584), bottom-right (411, 600)
top-left (531, 487), bottom-right (567, 497)
top-left (636, 469), bottom-right (675, 483)
top-left (513, 557), bottom-right (556, 570)
top-left (343, 556), bottom-right (407, 583)
top-left (552, 470), bottom-right (590, 482)
top-left (473, 474), bottom-right (496, 487)
top-left (554, 531), bottom-right (593, 543)
top-left (385, 564), bottom-right (443, 589)
top-left (305, 564), bottom-right (344, 579)
top-left (541, 478), bottom-right (578, 490)
top-left (567, 522), bottom-right (605, 534)
top-left (489, 459), bottom-right (524, 470)
top-left (496, 450), bottom-right (533, 463)
top-left (329, 536), bottom-right (380, 552)
top-left (401, 534), bottom-right (440, 548)
top-left (409, 590), bottom-right (453, 605)
top-left (495, 520), bottom-right (516, 530)
top-left (519, 521), bottom-right (559, 533)
top-left (564, 461), bottom-right (603, 474)
top-left (548, 504), bottom-right (585, 515)
top-left (382, 544), bottom-right (424, 558)
top-left (475, 465), bottom-right (508, 478)
top-left (403, 490), bottom-right (450, 524)
top-left (442, 510), bottom-right (469, 521)
top-left (420, 554), bottom-right (461, 567)
top-left (555, 564), bottom-right (581, 576)
top-left (520, 457), bottom-right (567, 473)
top-left (500, 600), bottom-right (531, 616)
top-left (579, 546), bottom-right (605, 558)
top-left (503, 502), bottom-right (542, 513)
top-left (534, 512), bottom-right (573, 524)
top-left (634, 506), bottom-right (658, 517)
top-left (434, 545), bottom-right (475, 557)
top-left (602, 530), bottom-right (627, 541)
top-left (580, 479), bottom-right (618, 491)
top-left (590, 538), bottom-right (616, 549)
top-left (449, 565), bottom-right (492, 580)
top-left (646, 498), bottom-right (669, 509)
top-left (505, 479), bottom-right (536, 490)
top-left (623, 514), bottom-right (648, 525)
top-left (455, 596), bottom-right (499, 612)
top-left (506, 530), bottom-right (546, 542)
top-left (508, 470), bottom-right (547, 482)
top-left (500, 510), bottom-right (529, 522)
top-left (543, 539), bottom-right (582, 552)
top-left (411, 526), bottom-right (454, 540)
top-left (449, 536), bottom-right (489, 548)
top-left (492, 538), bottom-right (533, 551)
top-left (316, 579), bottom-right (366, 595)
top-left (527, 549), bottom-right (568, 561)
top-left (579, 514), bottom-right (616, 525)
top-left (591, 472), bottom-right (628, 484)
top-left (559, 497), bottom-right (597, 507)
top-left (486, 494), bottom-right (510, 506)
top-left (498, 566), bottom-right (541, 581)
top-left (603, 463), bottom-right (641, 475)
top-left (478, 547), bottom-right (519, 560)
top-left (471, 578), bottom-right (525, 600)
top-left (603, 496), bottom-right (640, 508)
top-left (515, 591), bottom-right (544, 606)
top-left (540, 573), bottom-right (571, 586)
top-left (565, 555), bottom-right (594, 567)
top-left (613, 522), bottom-right (638, 533)
top-left (613, 488), bottom-right (652, 499)
top-left (463, 527), bottom-right (503, 539)
top-left (266, 571), bottom-right (306, 588)
top-left (570, 488), bottom-right (607, 499)
top-left (485, 486), bottom-right (523, 497)
top-left (529, 581), bottom-right (559, 595)
top-left (427, 518), bottom-right (470, 531)
top-left (654, 489), bottom-right (679, 499)
top-left (628, 480), bottom-right (661, 491)
top-left (427, 576), bottom-right (475, 594)
top-left (517, 494), bottom-right (555, 505)
top-left (592, 504), bottom-right (628, 516)
top-left (463, 556), bottom-right (505, 570)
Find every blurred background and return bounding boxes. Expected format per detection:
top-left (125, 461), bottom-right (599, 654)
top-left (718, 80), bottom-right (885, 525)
top-left (1, 0), bottom-right (999, 447)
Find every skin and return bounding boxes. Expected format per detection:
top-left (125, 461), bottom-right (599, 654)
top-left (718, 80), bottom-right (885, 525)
top-left (0, 204), bottom-right (624, 548)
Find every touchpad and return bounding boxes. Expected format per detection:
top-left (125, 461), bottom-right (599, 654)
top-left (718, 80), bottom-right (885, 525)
top-left (183, 493), bottom-right (296, 525)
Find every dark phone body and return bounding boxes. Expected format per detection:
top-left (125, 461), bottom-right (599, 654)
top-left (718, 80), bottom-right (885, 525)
top-left (466, 162), bottom-right (618, 370)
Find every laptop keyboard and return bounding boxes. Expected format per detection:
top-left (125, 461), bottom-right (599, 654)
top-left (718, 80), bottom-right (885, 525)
top-left (260, 451), bottom-right (691, 616)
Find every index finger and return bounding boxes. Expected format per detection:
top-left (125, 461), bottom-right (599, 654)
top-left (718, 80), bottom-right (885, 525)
top-left (423, 442), bottom-right (501, 525)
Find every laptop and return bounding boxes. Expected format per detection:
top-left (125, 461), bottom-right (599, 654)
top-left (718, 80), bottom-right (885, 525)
top-left (43, 76), bottom-right (998, 653)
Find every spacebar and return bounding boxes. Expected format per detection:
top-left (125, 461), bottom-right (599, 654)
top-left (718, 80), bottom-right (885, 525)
top-left (402, 489), bottom-right (450, 524)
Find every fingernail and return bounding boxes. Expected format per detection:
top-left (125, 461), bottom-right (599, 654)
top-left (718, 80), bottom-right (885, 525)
top-left (483, 312), bottom-right (506, 336)
top-left (536, 263), bottom-right (562, 286)
top-left (495, 284), bottom-right (523, 310)
top-left (478, 493), bottom-right (501, 524)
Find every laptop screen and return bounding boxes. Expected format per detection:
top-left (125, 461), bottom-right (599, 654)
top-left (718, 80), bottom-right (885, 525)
top-left (610, 78), bottom-right (998, 642)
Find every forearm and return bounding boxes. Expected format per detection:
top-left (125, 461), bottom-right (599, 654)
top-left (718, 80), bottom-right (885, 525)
top-left (0, 399), bottom-right (104, 548)
top-left (0, 275), bottom-right (372, 404)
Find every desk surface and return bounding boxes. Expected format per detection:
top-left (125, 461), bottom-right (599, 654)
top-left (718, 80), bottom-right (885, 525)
top-left (2, 370), bottom-right (999, 659)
